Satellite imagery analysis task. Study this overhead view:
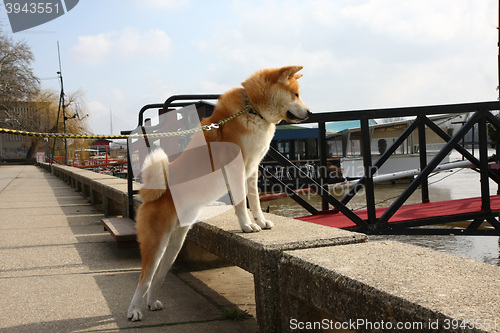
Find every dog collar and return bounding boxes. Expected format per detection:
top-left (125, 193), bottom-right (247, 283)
top-left (247, 105), bottom-right (264, 120)
top-left (243, 95), bottom-right (264, 120)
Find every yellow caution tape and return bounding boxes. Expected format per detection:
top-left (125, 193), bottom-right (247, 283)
top-left (0, 105), bottom-right (253, 140)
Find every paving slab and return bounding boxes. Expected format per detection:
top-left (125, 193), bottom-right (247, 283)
top-left (0, 165), bottom-right (258, 332)
top-left (0, 272), bottom-right (226, 332)
top-left (0, 213), bottom-right (105, 229)
top-left (179, 266), bottom-right (257, 319)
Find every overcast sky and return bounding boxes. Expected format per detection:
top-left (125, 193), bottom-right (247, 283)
top-left (1, 0), bottom-right (498, 135)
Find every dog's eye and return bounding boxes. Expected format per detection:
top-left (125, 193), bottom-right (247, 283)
top-left (295, 93), bottom-right (299, 98)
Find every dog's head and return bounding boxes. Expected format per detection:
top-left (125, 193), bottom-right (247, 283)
top-left (242, 66), bottom-right (311, 124)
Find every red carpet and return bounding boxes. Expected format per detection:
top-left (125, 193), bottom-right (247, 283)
top-left (296, 195), bottom-right (500, 229)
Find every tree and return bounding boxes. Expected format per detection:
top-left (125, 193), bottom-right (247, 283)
top-left (32, 88), bottom-right (92, 162)
top-left (0, 25), bottom-right (41, 161)
top-left (0, 26), bottom-right (40, 107)
top-left (0, 25), bottom-right (91, 162)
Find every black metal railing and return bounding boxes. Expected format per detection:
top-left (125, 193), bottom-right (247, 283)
top-left (122, 95), bottom-right (220, 218)
top-left (273, 101), bottom-right (500, 235)
top-left (124, 97), bottom-right (500, 235)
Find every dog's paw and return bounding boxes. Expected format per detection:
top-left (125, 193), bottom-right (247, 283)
top-left (256, 219), bottom-right (274, 229)
top-left (241, 223), bottom-right (262, 233)
top-left (148, 300), bottom-right (163, 311)
top-left (128, 309), bottom-right (143, 322)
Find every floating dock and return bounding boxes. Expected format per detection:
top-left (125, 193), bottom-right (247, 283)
top-left (296, 195), bottom-right (500, 230)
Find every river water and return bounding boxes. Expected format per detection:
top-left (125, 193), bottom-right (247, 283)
top-left (263, 152), bottom-right (500, 266)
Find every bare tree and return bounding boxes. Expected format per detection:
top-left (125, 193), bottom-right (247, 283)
top-left (0, 26), bottom-right (40, 108)
top-left (0, 25), bottom-right (92, 162)
top-left (31, 88), bottom-right (92, 161)
top-left (33, 89), bottom-right (90, 133)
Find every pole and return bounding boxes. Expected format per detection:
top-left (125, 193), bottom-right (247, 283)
top-left (110, 106), bottom-right (113, 135)
top-left (318, 122), bottom-right (329, 210)
top-left (57, 42), bottom-right (68, 165)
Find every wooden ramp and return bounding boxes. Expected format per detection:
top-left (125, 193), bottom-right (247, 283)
top-left (101, 217), bottom-right (138, 247)
top-left (296, 195), bottom-right (500, 230)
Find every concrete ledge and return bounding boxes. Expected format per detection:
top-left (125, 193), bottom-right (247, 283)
top-left (189, 210), bottom-right (367, 332)
top-left (40, 163), bottom-right (138, 217)
top-left (189, 210), bottom-right (366, 273)
top-left (279, 241), bottom-right (500, 333)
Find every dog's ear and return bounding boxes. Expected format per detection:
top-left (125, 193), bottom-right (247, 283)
top-left (277, 66), bottom-right (303, 83)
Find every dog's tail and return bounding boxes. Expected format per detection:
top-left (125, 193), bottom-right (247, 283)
top-left (139, 148), bottom-right (169, 203)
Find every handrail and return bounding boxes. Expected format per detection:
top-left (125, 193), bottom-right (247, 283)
top-left (125, 97), bottom-right (500, 234)
top-left (303, 101), bottom-right (500, 123)
top-left (126, 94), bottom-right (221, 218)
top-left (264, 100), bottom-right (500, 235)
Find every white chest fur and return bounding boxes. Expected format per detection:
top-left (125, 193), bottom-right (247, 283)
top-left (240, 120), bottom-right (276, 175)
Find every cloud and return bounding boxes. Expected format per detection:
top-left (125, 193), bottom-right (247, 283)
top-left (140, 79), bottom-right (179, 104)
top-left (107, 89), bottom-right (126, 103)
top-left (136, 0), bottom-right (190, 10)
top-left (70, 33), bottom-right (112, 65)
top-left (70, 28), bottom-right (171, 66)
top-left (194, 0), bottom-right (497, 111)
top-left (68, 0), bottom-right (498, 138)
top-left (340, 0), bottom-right (495, 45)
top-left (86, 100), bottom-right (109, 133)
top-left (87, 99), bottom-right (137, 135)
top-left (197, 80), bottom-right (233, 94)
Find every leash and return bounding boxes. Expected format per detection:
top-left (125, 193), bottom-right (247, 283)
top-left (0, 104), bottom-right (255, 140)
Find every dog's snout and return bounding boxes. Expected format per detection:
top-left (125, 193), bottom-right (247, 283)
top-left (286, 109), bottom-right (312, 122)
top-left (302, 110), bottom-right (312, 120)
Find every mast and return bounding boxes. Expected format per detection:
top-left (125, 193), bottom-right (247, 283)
top-left (50, 42), bottom-right (67, 165)
top-left (110, 106), bottom-right (113, 135)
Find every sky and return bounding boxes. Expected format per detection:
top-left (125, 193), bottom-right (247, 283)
top-left (0, 0), bottom-right (498, 135)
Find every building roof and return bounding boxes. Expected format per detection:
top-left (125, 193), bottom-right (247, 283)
top-left (325, 119), bottom-right (377, 132)
top-left (273, 125), bottom-right (319, 140)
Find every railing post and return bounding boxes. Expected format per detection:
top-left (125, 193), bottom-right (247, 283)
top-left (418, 116), bottom-right (430, 203)
top-left (478, 111), bottom-right (491, 211)
top-left (360, 116), bottom-right (376, 224)
top-left (126, 138), bottom-right (134, 218)
top-left (318, 122), bottom-right (329, 211)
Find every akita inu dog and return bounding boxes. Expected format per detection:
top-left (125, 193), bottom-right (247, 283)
top-left (128, 66), bottom-right (311, 321)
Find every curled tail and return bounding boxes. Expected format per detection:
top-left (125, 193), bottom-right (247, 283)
top-left (139, 148), bottom-right (169, 203)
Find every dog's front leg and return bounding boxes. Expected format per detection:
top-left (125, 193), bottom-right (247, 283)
top-left (234, 200), bottom-right (262, 232)
top-left (224, 160), bottom-right (262, 233)
top-left (247, 171), bottom-right (273, 229)
top-left (230, 169), bottom-right (261, 232)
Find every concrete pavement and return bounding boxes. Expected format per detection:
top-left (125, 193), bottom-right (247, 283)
top-left (0, 165), bottom-right (257, 332)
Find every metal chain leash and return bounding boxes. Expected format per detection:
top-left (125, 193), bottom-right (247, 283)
top-left (0, 105), bottom-right (253, 140)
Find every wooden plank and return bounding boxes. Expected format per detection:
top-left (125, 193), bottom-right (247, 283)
top-left (101, 217), bottom-right (138, 247)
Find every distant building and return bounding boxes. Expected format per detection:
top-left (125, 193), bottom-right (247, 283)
top-left (0, 103), bottom-right (40, 162)
top-left (89, 139), bottom-right (112, 155)
top-left (266, 125), bottom-right (320, 161)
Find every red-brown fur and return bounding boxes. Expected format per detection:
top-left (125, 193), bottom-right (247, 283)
top-left (128, 66), bottom-right (310, 321)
